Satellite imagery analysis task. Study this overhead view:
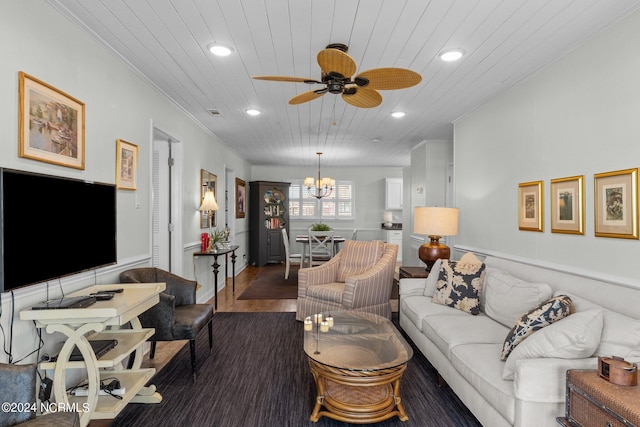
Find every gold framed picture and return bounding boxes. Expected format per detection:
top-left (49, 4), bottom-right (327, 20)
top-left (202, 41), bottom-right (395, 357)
top-left (236, 178), bottom-right (246, 218)
top-left (518, 180), bottom-right (543, 232)
top-left (550, 175), bottom-right (585, 235)
top-left (594, 168), bottom-right (638, 239)
top-left (18, 71), bottom-right (85, 169)
top-left (116, 139), bottom-right (138, 190)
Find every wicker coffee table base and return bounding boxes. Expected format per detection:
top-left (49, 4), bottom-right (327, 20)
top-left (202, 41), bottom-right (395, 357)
top-left (308, 358), bottom-right (409, 423)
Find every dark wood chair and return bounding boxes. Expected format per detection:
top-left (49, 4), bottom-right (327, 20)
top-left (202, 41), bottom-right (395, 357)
top-left (119, 268), bottom-right (213, 381)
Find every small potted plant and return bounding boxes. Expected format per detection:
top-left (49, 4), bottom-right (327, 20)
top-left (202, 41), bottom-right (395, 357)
top-left (210, 229), bottom-right (227, 249)
top-left (310, 223), bottom-right (332, 232)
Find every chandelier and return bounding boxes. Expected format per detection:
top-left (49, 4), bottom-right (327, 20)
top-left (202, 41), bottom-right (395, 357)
top-left (304, 152), bottom-right (335, 199)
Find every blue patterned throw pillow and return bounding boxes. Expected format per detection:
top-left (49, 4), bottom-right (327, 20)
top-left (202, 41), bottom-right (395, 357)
top-left (431, 259), bottom-right (485, 315)
top-left (500, 295), bottom-right (574, 360)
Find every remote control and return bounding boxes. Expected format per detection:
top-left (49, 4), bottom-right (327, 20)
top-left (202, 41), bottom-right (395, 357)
top-left (90, 292), bottom-right (114, 301)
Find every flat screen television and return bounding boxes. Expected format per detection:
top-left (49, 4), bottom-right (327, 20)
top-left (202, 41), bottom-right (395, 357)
top-left (0, 168), bottom-right (117, 293)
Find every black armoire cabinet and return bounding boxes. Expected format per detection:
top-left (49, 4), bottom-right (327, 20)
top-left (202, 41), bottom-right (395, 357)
top-left (249, 181), bottom-right (290, 266)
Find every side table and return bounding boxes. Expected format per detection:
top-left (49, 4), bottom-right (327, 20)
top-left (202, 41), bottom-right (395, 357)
top-left (399, 266), bottom-right (430, 280)
top-left (397, 267), bottom-right (429, 323)
top-left (194, 245), bottom-right (239, 310)
top-left (557, 369), bottom-right (640, 427)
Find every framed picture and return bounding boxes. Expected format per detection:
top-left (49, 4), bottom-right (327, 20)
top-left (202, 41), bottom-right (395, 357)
top-left (518, 180), bottom-right (543, 232)
top-left (18, 71), bottom-right (85, 169)
top-left (550, 175), bottom-right (585, 235)
top-left (201, 169), bottom-right (217, 228)
top-left (594, 168), bottom-right (638, 239)
top-left (116, 139), bottom-right (138, 190)
top-left (236, 178), bottom-right (246, 218)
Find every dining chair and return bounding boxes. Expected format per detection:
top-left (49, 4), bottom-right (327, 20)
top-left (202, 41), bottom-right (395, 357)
top-left (308, 229), bottom-right (336, 266)
top-left (351, 229), bottom-right (358, 240)
top-left (281, 228), bottom-right (303, 279)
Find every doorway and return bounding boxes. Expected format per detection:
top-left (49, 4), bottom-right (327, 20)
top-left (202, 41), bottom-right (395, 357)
top-left (151, 124), bottom-right (183, 275)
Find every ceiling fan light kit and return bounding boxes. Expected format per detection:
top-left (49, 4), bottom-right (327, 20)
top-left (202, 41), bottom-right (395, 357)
top-left (253, 44), bottom-right (422, 109)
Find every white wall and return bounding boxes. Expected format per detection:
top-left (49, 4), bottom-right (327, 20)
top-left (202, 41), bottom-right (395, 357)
top-left (454, 8), bottom-right (640, 287)
top-left (0, 0), bottom-right (250, 364)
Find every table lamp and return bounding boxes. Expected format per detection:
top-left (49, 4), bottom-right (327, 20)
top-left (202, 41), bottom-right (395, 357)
top-left (384, 211), bottom-right (393, 228)
top-left (199, 190), bottom-right (219, 250)
top-left (413, 207), bottom-right (458, 271)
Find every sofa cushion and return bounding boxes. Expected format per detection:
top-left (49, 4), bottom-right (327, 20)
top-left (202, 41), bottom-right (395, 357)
top-left (422, 313), bottom-right (510, 359)
top-left (502, 309), bottom-right (603, 380)
top-left (555, 291), bottom-right (640, 357)
top-left (432, 259), bottom-right (485, 315)
top-left (500, 295), bottom-right (574, 360)
top-left (483, 269), bottom-right (553, 327)
top-left (337, 240), bottom-right (384, 282)
top-left (423, 258), bottom-right (442, 296)
top-left (450, 343), bottom-right (516, 425)
top-left (401, 296), bottom-right (469, 332)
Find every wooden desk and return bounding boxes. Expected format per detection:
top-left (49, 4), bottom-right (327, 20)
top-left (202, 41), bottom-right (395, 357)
top-left (20, 283), bottom-right (165, 427)
top-left (194, 244), bottom-right (239, 310)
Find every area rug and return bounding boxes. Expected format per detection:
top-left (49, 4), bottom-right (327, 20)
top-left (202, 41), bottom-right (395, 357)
top-left (237, 263), bottom-right (298, 299)
top-left (237, 263), bottom-right (399, 300)
top-left (113, 312), bottom-right (481, 427)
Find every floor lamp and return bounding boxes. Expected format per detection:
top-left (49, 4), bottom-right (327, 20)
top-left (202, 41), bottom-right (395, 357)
top-left (199, 189), bottom-right (219, 250)
top-left (414, 207), bottom-right (459, 271)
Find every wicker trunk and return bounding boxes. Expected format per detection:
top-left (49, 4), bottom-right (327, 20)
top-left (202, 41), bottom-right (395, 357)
top-left (557, 369), bottom-right (640, 427)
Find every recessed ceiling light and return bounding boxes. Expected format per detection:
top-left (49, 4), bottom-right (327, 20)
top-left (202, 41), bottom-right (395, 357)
top-left (439, 48), bottom-right (465, 62)
top-left (246, 109), bottom-right (261, 116)
top-left (391, 111), bottom-right (406, 118)
top-left (207, 42), bottom-right (234, 57)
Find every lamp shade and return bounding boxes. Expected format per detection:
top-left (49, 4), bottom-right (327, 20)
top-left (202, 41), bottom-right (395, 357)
top-left (413, 207), bottom-right (458, 237)
top-left (199, 190), bottom-right (219, 211)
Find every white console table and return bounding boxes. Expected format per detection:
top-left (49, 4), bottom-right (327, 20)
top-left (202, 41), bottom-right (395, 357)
top-left (20, 282), bottom-right (166, 427)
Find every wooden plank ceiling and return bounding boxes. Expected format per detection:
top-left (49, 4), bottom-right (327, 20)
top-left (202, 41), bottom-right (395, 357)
top-left (49, 0), bottom-right (640, 167)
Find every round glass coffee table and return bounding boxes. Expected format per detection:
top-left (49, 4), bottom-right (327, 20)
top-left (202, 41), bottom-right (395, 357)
top-left (303, 311), bottom-right (413, 423)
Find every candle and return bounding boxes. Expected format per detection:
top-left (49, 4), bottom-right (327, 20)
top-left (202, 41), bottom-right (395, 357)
top-left (314, 313), bottom-right (323, 324)
top-left (326, 316), bottom-right (334, 327)
top-left (304, 318), bottom-right (313, 332)
top-left (320, 321), bottom-right (329, 333)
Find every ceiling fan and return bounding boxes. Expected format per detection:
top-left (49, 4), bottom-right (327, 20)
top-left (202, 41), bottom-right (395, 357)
top-left (253, 43), bottom-right (422, 108)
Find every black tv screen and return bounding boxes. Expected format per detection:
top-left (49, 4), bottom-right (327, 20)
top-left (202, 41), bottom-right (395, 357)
top-left (0, 168), bottom-right (117, 292)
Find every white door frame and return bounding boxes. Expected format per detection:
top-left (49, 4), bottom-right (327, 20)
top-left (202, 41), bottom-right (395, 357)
top-left (150, 121), bottom-right (183, 275)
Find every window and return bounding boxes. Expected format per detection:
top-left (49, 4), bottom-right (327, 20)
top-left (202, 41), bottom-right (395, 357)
top-left (289, 180), bottom-right (354, 220)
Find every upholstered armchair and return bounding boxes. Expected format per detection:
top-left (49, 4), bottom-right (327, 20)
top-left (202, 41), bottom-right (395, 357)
top-left (296, 240), bottom-right (398, 321)
top-left (119, 268), bottom-right (213, 381)
top-left (0, 363), bottom-right (79, 427)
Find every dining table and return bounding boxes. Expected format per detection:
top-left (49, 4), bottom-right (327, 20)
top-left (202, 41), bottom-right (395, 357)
top-left (295, 234), bottom-right (345, 268)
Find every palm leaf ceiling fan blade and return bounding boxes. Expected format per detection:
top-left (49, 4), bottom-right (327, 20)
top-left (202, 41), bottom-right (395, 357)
top-left (355, 68), bottom-right (422, 90)
top-left (317, 48), bottom-right (357, 77)
top-left (341, 87), bottom-right (382, 108)
top-left (253, 76), bottom-right (321, 84)
top-left (289, 90), bottom-right (326, 105)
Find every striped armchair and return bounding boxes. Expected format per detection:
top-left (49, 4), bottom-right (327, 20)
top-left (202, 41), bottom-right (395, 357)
top-left (296, 240), bottom-right (398, 321)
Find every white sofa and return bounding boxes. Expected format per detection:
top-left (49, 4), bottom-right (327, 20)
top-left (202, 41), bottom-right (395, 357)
top-left (399, 255), bottom-right (640, 427)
